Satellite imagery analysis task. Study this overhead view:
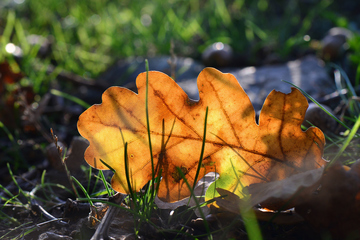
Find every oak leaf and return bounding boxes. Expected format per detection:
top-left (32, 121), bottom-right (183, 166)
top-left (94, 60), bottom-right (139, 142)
top-left (77, 67), bottom-right (325, 202)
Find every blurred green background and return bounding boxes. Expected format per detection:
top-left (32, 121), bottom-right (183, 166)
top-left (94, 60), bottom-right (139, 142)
top-left (1, 0), bottom-right (359, 82)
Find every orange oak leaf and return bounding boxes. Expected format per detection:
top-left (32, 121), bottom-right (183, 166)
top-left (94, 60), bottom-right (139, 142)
top-left (77, 67), bottom-right (326, 202)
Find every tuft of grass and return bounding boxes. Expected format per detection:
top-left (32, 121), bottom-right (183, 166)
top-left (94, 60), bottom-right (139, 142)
top-left (71, 176), bottom-right (94, 206)
top-left (98, 169), bottom-right (114, 197)
top-left (329, 116), bottom-right (360, 166)
top-left (177, 167), bottom-right (213, 239)
top-left (6, 163), bottom-right (29, 204)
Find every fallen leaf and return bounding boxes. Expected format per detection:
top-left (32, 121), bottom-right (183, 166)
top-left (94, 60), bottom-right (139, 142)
top-left (295, 161), bottom-right (360, 238)
top-left (215, 188), bottom-right (304, 225)
top-left (246, 167), bottom-right (323, 209)
top-left (77, 67), bottom-right (325, 202)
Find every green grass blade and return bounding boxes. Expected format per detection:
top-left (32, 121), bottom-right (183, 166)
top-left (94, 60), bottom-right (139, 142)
top-left (6, 163), bottom-right (29, 204)
top-left (206, 136), bottom-right (263, 239)
top-left (228, 160), bottom-right (263, 240)
top-left (0, 210), bottom-right (20, 226)
top-left (355, 64), bottom-right (360, 87)
top-left (13, 224), bottom-right (38, 240)
top-left (329, 63), bottom-right (357, 97)
top-left (1, 11), bottom-right (16, 44)
top-left (86, 166), bottom-right (92, 194)
top-left (193, 106), bottom-right (208, 190)
top-left (90, 189), bottom-right (109, 197)
top-left (2, 194), bottom-right (21, 210)
top-left (14, 19), bottom-right (29, 54)
top-left (30, 182), bottom-right (73, 198)
top-left (144, 59), bottom-right (156, 202)
top-left (0, 221), bottom-right (33, 239)
top-left (328, 115), bottom-right (360, 167)
top-left (99, 170), bottom-right (113, 197)
top-left (283, 80), bottom-right (355, 134)
top-left (50, 89), bottom-right (91, 108)
top-left (124, 142), bottom-right (139, 210)
top-left (71, 176), bottom-right (93, 206)
top-left (0, 121), bottom-right (15, 143)
top-left (99, 159), bottom-right (116, 173)
top-left (177, 167), bottom-right (213, 240)
top-left (40, 170), bottom-right (53, 201)
top-left (0, 183), bottom-right (15, 199)
top-left (91, 171), bottom-right (100, 195)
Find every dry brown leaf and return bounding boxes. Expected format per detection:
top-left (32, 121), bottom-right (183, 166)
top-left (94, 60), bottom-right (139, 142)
top-left (77, 67), bottom-right (325, 202)
top-left (295, 161), bottom-right (360, 238)
top-left (215, 188), bottom-right (304, 225)
top-left (246, 167), bottom-right (323, 209)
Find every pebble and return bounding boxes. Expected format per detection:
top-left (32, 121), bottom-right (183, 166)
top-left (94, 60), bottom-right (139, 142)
top-left (202, 42), bottom-right (233, 68)
top-left (303, 103), bottom-right (338, 133)
top-left (320, 27), bottom-right (353, 61)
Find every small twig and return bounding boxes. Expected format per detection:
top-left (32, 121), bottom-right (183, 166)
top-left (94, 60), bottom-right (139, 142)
top-left (30, 199), bottom-right (68, 226)
top-left (50, 129), bottom-right (79, 198)
top-left (90, 193), bottom-right (125, 240)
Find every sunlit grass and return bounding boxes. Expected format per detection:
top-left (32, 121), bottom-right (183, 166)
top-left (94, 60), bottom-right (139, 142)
top-left (0, 0), bottom-right (341, 79)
